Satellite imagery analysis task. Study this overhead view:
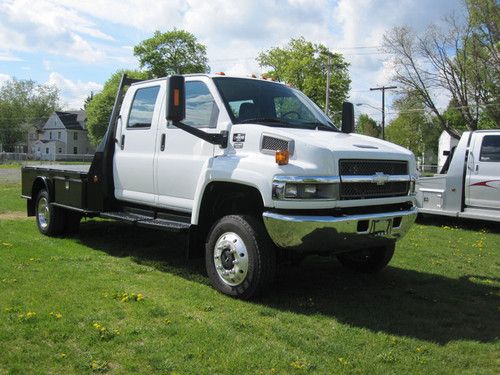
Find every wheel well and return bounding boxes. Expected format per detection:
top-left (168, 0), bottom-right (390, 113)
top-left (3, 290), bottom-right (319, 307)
top-left (199, 182), bottom-right (264, 225)
top-left (188, 182), bottom-right (265, 258)
top-left (27, 178), bottom-right (50, 216)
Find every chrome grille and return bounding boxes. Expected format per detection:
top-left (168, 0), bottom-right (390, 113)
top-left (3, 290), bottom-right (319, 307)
top-left (339, 159), bottom-right (409, 200)
top-left (262, 136), bottom-right (289, 152)
top-left (340, 159), bottom-right (408, 175)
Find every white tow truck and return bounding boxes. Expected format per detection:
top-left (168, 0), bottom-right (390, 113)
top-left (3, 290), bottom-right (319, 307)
top-left (416, 130), bottom-right (500, 222)
top-left (22, 74), bottom-right (418, 299)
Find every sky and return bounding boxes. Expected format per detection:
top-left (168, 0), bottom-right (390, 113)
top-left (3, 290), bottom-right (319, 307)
top-left (0, 0), bottom-right (463, 123)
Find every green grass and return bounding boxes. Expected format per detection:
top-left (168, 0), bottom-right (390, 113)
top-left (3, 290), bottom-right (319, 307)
top-left (0, 164), bottom-right (22, 169)
top-left (0, 214), bottom-right (499, 374)
top-left (0, 184), bottom-right (24, 213)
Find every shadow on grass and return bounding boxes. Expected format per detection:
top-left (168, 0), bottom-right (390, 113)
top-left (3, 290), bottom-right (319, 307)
top-left (78, 219), bottom-right (499, 345)
top-left (417, 214), bottom-right (500, 234)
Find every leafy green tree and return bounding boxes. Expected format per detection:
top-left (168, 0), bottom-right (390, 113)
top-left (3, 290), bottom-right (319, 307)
top-left (0, 79), bottom-right (60, 152)
top-left (383, 0), bottom-right (499, 137)
top-left (134, 29), bottom-right (210, 77)
top-left (356, 114), bottom-right (380, 138)
top-left (257, 37), bottom-right (350, 117)
top-left (85, 70), bottom-right (149, 145)
top-left (386, 92), bottom-right (441, 158)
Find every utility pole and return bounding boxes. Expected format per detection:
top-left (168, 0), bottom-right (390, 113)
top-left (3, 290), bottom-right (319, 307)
top-left (369, 85), bottom-right (397, 139)
top-left (324, 53), bottom-right (332, 115)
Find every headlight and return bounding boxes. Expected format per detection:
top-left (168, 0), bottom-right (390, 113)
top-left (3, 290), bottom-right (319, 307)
top-left (409, 176), bottom-right (416, 195)
top-left (272, 176), bottom-right (340, 200)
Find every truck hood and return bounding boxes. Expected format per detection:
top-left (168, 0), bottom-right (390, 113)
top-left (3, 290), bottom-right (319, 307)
top-left (268, 128), bottom-right (413, 157)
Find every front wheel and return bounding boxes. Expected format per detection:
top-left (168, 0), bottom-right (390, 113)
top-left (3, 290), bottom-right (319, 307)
top-left (205, 215), bottom-right (276, 299)
top-left (336, 244), bottom-right (395, 273)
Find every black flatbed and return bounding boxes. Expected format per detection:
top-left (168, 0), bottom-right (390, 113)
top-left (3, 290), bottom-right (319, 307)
top-left (22, 164), bottom-right (90, 175)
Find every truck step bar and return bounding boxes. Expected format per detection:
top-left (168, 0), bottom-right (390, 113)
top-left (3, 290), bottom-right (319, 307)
top-left (100, 211), bottom-right (191, 232)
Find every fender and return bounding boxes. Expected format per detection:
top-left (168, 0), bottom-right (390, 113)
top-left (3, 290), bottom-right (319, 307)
top-left (27, 176), bottom-right (53, 216)
top-left (191, 155), bottom-right (273, 225)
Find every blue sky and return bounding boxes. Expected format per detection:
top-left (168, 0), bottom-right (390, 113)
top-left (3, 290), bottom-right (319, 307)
top-left (0, 0), bottom-right (462, 121)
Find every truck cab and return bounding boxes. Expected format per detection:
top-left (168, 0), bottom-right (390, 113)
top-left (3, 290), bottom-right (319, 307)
top-left (416, 130), bottom-right (500, 221)
top-left (22, 74), bottom-right (418, 299)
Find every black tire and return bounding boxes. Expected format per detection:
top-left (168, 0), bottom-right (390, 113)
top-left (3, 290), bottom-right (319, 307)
top-left (35, 189), bottom-right (65, 236)
top-left (205, 215), bottom-right (276, 299)
top-left (336, 244), bottom-right (395, 273)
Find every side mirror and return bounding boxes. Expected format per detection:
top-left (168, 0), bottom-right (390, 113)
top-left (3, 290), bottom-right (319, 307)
top-left (341, 101), bottom-right (354, 134)
top-left (166, 75), bottom-right (185, 122)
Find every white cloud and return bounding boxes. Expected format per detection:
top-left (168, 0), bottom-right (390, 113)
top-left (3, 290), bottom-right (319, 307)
top-left (0, 73), bottom-right (12, 86)
top-left (47, 72), bottom-right (103, 110)
top-left (0, 51), bottom-right (22, 61)
top-left (0, 0), bottom-right (112, 62)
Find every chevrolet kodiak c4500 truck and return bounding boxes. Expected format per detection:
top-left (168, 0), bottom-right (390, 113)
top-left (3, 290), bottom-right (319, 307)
top-left (22, 74), bottom-right (418, 299)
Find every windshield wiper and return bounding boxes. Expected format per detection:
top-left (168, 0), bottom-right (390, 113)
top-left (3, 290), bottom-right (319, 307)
top-left (237, 117), bottom-right (288, 125)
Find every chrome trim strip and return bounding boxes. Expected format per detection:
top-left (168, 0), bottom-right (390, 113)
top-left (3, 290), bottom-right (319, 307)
top-left (273, 175), bottom-right (341, 184)
top-left (341, 174), bottom-right (411, 184)
top-left (262, 207), bottom-right (417, 252)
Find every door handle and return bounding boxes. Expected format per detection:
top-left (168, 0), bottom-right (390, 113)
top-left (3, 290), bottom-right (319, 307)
top-left (160, 134), bottom-right (166, 151)
top-left (121, 134), bottom-right (125, 150)
top-left (475, 164), bottom-right (479, 173)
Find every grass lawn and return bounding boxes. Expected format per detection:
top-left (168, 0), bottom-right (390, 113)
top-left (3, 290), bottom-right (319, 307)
top-left (0, 213), bottom-right (499, 374)
top-left (0, 184), bottom-right (24, 214)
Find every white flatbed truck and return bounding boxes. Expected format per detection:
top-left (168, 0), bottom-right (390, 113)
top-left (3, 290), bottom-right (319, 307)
top-left (416, 130), bottom-right (500, 222)
top-left (22, 74), bottom-right (418, 299)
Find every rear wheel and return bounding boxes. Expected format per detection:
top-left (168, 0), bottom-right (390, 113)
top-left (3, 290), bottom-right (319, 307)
top-left (35, 189), bottom-right (65, 236)
top-left (205, 215), bottom-right (276, 299)
top-left (336, 244), bottom-right (395, 273)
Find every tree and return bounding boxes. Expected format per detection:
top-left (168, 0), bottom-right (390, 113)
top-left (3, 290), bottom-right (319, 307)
top-left (0, 79), bottom-right (60, 152)
top-left (385, 92), bottom-right (441, 159)
top-left (356, 114), bottom-right (380, 138)
top-left (85, 70), bottom-right (149, 145)
top-left (383, 0), bottom-right (499, 138)
top-left (257, 37), bottom-right (351, 117)
top-left (134, 29), bottom-right (210, 77)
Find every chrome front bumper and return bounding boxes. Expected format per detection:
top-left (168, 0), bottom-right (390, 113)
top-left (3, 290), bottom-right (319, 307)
top-left (262, 207), bottom-right (417, 253)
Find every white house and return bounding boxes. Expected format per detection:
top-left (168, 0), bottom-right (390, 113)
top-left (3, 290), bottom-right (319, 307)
top-left (438, 130), bottom-right (460, 172)
top-left (31, 111), bottom-right (95, 160)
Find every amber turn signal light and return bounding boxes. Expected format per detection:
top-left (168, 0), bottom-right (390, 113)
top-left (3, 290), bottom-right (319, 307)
top-left (275, 150), bottom-right (289, 165)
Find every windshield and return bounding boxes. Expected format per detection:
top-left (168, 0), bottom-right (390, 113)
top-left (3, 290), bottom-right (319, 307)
top-left (213, 77), bottom-right (338, 131)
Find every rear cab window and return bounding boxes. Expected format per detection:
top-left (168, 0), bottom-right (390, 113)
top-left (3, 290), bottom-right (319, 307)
top-left (480, 135), bottom-right (500, 162)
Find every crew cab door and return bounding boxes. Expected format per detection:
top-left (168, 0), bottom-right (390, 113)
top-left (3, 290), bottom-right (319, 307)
top-left (465, 133), bottom-right (500, 209)
top-left (155, 78), bottom-right (220, 212)
top-left (113, 83), bottom-right (163, 205)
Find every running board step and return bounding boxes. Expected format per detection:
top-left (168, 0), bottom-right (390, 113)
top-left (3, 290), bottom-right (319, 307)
top-left (100, 212), bottom-right (190, 232)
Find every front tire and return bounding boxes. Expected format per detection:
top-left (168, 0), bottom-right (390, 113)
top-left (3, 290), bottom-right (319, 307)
top-left (35, 189), bottom-right (65, 236)
top-left (205, 215), bottom-right (276, 299)
top-left (336, 244), bottom-right (395, 273)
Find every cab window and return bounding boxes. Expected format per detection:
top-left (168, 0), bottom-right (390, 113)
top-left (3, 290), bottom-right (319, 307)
top-left (480, 135), bottom-right (500, 162)
top-left (183, 81), bottom-right (219, 128)
top-left (127, 86), bottom-right (160, 128)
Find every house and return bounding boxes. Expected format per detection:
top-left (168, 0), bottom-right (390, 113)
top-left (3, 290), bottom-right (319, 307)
top-left (31, 111), bottom-right (95, 160)
top-left (438, 130), bottom-right (460, 172)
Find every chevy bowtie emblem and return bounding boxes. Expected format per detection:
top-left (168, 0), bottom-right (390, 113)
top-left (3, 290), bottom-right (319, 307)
top-left (372, 172), bottom-right (389, 186)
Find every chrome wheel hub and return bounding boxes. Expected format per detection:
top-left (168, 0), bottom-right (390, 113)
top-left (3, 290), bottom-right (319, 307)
top-left (214, 232), bottom-right (249, 286)
top-left (37, 196), bottom-right (50, 230)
